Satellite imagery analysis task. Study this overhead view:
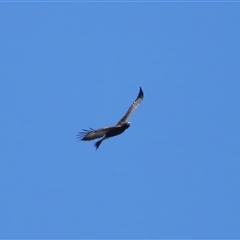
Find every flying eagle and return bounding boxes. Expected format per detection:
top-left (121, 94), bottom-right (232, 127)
top-left (77, 87), bottom-right (144, 150)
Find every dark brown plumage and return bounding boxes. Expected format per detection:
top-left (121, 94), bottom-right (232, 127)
top-left (77, 87), bottom-right (144, 149)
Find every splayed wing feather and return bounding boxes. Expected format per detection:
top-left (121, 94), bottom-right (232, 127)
top-left (77, 127), bottom-right (110, 141)
top-left (117, 87), bottom-right (144, 124)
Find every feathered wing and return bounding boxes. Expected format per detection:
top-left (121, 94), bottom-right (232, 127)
top-left (117, 87), bottom-right (144, 125)
top-left (77, 127), bottom-right (110, 141)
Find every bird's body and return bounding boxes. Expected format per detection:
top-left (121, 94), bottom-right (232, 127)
top-left (77, 87), bottom-right (144, 149)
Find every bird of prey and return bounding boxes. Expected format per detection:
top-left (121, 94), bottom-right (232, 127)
top-left (77, 87), bottom-right (144, 150)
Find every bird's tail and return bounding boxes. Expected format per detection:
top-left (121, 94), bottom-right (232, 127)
top-left (94, 139), bottom-right (103, 150)
top-left (94, 137), bottom-right (107, 150)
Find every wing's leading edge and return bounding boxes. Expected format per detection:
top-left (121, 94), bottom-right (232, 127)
top-left (117, 87), bottom-right (144, 124)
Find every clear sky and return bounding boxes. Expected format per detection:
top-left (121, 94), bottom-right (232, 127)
top-left (1, 2), bottom-right (240, 239)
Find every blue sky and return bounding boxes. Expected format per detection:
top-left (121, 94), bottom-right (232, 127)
top-left (1, 2), bottom-right (240, 239)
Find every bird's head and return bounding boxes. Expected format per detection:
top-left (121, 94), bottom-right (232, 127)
top-left (124, 122), bottom-right (130, 129)
top-left (118, 121), bottom-right (130, 130)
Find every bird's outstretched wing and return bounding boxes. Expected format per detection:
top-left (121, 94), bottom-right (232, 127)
top-left (117, 87), bottom-right (144, 125)
top-left (77, 127), bottom-right (110, 141)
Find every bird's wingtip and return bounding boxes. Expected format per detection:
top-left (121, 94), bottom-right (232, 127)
top-left (138, 86), bottom-right (144, 98)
